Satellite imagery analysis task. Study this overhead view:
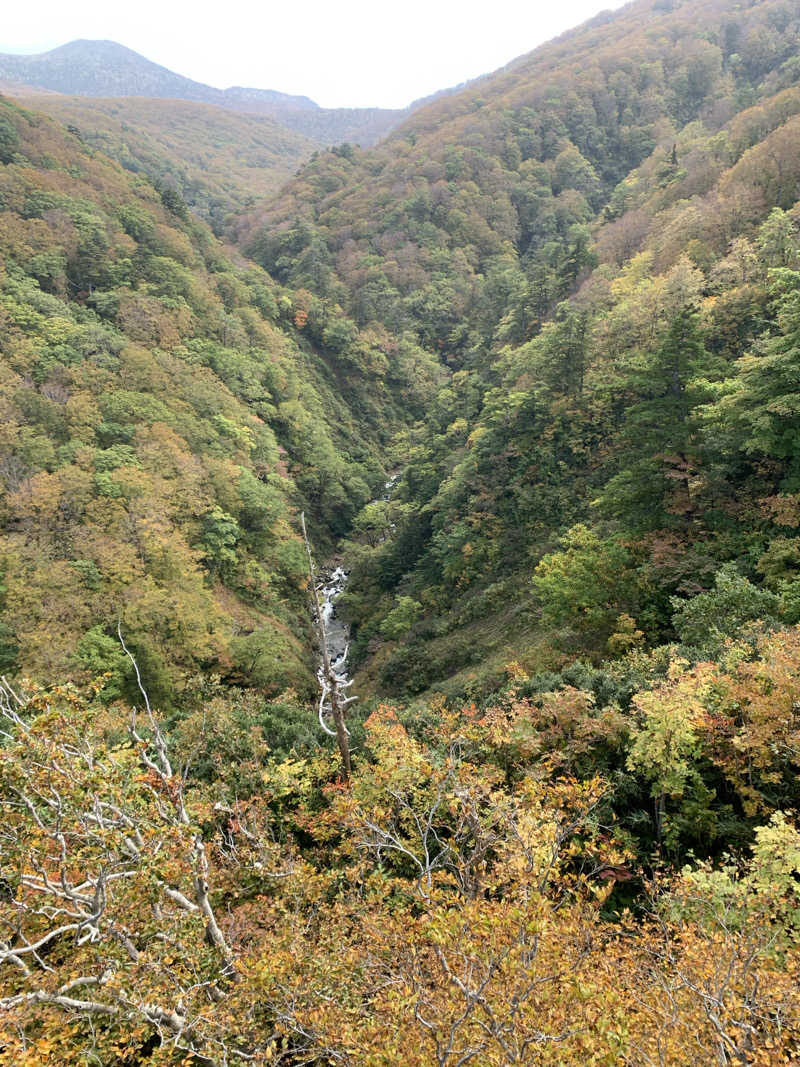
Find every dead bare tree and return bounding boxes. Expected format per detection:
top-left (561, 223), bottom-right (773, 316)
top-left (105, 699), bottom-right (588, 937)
top-left (300, 512), bottom-right (355, 782)
top-left (117, 624), bottom-right (236, 974)
top-left (0, 637), bottom-right (241, 1063)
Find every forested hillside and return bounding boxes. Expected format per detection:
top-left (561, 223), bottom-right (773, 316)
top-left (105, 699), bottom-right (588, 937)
top-left (0, 92), bottom-right (440, 712)
top-left (9, 93), bottom-right (316, 230)
top-left (239, 0), bottom-right (800, 699)
top-left (4, 0), bottom-right (800, 1062)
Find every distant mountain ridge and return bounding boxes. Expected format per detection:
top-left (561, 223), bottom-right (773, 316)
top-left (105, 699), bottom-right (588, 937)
top-left (0, 40), bottom-right (217, 101)
top-left (7, 93), bottom-right (317, 230)
top-left (0, 39), bottom-right (410, 146)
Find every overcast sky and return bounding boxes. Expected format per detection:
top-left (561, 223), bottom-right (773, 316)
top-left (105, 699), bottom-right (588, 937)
top-left (1, 0), bottom-right (630, 109)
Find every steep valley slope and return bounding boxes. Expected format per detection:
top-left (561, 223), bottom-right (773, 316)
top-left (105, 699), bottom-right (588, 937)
top-left (236, 0), bottom-right (800, 702)
top-left (0, 92), bottom-right (441, 716)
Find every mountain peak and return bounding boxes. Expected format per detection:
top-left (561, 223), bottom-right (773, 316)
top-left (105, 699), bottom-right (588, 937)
top-left (46, 38), bottom-right (143, 55)
top-left (0, 38), bottom-right (217, 101)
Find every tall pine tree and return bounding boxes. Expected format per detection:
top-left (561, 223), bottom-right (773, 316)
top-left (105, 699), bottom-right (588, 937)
top-left (599, 307), bottom-right (714, 532)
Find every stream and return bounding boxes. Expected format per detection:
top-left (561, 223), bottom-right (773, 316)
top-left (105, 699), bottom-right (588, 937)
top-left (315, 474), bottom-right (399, 687)
top-left (318, 566), bottom-right (350, 684)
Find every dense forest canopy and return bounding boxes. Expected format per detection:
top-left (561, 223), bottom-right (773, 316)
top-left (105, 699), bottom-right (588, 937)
top-left (238, 0), bottom-right (800, 700)
top-left (0, 93), bottom-right (441, 712)
top-left (8, 93), bottom-right (318, 232)
top-left (3, 0), bottom-right (800, 1061)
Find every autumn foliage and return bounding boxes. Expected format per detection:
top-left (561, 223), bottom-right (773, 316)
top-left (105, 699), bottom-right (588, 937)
top-left (2, 637), bottom-right (800, 1063)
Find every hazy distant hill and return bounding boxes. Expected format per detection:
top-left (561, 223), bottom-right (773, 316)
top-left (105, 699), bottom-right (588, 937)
top-left (9, 92), bottom-right (317, 229)
top-left (0, 39), bottom-right (409, 146)
top-left (222, 85), bottom-right (409, 147)
top-left (0, 39), bottom-right (217, 100)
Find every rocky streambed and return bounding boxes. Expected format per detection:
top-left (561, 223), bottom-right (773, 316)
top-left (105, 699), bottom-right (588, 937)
top-left (314, 474), bottom-right (399, 687)
top-left (317, 565), bottom-right (350, 684)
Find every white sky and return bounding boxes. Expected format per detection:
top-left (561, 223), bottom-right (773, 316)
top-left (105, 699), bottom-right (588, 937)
top-left (1, 0), bottom-right (629, 109)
